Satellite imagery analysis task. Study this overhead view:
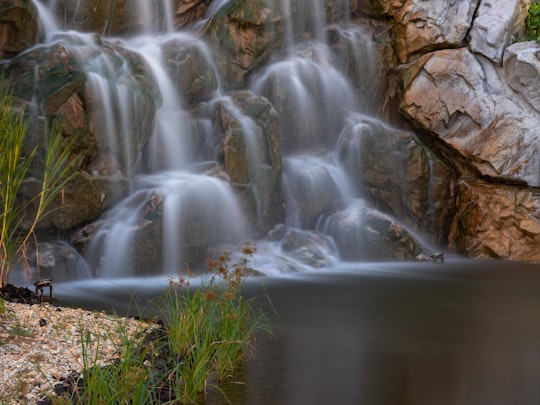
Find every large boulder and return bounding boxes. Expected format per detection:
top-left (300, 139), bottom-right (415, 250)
top-left (337, 115), bottom-right (457, 245)
top-left (160, 35), bottom-right (219, 106)
top-left (400, 47), bottom-right (540, 187)
top-left (468, 0), bottom-right (528, 64)
top-left (0, 0), bottom-right (38, 59)
top-left (449, 179), bottom-right (540, 261)
top-left (320, 199), bottom-right (425, 261)
top-left (279, 228), bottom-right (338, 268)
top-left (2, 34), bottom-right (158, 229)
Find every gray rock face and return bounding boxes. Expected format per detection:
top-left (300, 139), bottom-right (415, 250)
top-left (400, 48), bottom-right (540, 188)
top-left (378, 0), bottom-right (540, 261)
top-left (468, 0), bottom-right (528, 64)
top-left (503, 41), bottom-right (540, 113)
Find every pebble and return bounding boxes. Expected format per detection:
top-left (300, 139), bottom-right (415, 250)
top-left (0, 301), bottom-right (150, 404)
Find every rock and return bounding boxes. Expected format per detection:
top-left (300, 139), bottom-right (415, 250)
top-left (173, 0), bottom-right (213, 28)
top-left (160, 35), bottom-right (219, 106)
top-left (282, 154), bottom-right (342, 228)
top-left (213, 91), bottom-right (283, 236)
top-left (79, 173), bottom-right (248, 276)
top-left (468, 0), bottom-right (528, 64)
top-left (0, 283), bottom-right (39, 304)
top-left (357, 0), bottom-right (406, 17)
top-left (204, 0), bottom-right (286, 89)
top-left (394, 0), bottom-right (478, 63)
top-left (54, 0), bottom-right (169, 36)
top-left (2, 33), bottom-right (158, 230)
top-left (449, 179), bottom-right (540, 261)
top-left (503, 41), bottom-right (540, 112)
top-left (320, 199), bottom-right (424, 261)
top-left (280, 228), bottom-right (338, 268)
top-left (400, 48), bottom-right (540, 187)
top-left (326, 21), bottom-right (400, 121)
top-left (337, 115), bottom-right (457, 245)
top-left (0, 0), bottom-right (38, 59)
top-left (252, 43), bottom-right (355, 153)
top-left (53, 0), bottom-right (214, 38)
top-left (325, 0), bottom-right (359, 22)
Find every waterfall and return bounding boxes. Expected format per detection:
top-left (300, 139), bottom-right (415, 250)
top-left (15, 0), bottom-right (430, 278)
top-left (251, 42), bottom-right (357, 153)
top-left (33, 0), bottom-right (60, 41)
top-left (85, 172), bottom-right (247, 277)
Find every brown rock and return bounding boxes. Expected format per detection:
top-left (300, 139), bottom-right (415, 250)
top-left (449, 179), bottom-right (540, 261)
top-left (0, 0), bottom-right (38, 59)
top-left (394, 0), bottom-right (477, 63)
top-left (204, 0), bottom-right (286, 89)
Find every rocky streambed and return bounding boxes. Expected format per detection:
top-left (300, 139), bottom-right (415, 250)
top-left (0, 287), bottom-right (150, 404)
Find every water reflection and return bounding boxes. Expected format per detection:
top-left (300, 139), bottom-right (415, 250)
top-left (55, 259), bottom-right (540, 405)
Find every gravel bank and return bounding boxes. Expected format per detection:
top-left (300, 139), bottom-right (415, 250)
top-left (0, 301), bottom-right (149, 404)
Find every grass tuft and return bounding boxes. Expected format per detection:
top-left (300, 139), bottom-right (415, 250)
top-left (0, 75), bottom-right (79, 287)
top-left (66, 243), bottom-right (270, 404)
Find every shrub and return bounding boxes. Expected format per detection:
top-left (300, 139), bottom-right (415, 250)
top-left (526, 1), bottom-right (540, 41)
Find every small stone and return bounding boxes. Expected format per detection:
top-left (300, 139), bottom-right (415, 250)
top-left (39, 318), bottom-right (47, 327)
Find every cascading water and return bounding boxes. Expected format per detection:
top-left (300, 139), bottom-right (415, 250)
top-left (17, 0), bottom-right (433, 278)
top-left (84, 172), bottom-right (248, 277)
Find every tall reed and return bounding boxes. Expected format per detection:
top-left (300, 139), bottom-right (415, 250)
top-left (0, 77), bottom-right (77, 286)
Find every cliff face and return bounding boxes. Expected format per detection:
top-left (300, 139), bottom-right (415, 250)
top-left (373, 0), bottom-right (540, 260)
top-left (1, 0), bottom-right (539, 266)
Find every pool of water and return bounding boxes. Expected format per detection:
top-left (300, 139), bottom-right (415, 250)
top-left (55, 258), bottom-right (540, 405)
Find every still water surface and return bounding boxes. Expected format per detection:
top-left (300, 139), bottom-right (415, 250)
top-left (56, 258), bottom-right (540, 405)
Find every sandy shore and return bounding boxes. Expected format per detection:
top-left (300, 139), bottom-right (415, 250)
top-left (0, 301), bottom-right (149, 404)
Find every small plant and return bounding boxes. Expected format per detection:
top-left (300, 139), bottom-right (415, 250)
top-left (526, 1), bottom-right (540, 41)
top-left (154, 242), bottom-right (269, 402)
top-left (0, 297), bottom-right (5, 315)
top-left (0, 76), bottom-right (77, 287)
top-left (9, 321), bottom-right (33, 338)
